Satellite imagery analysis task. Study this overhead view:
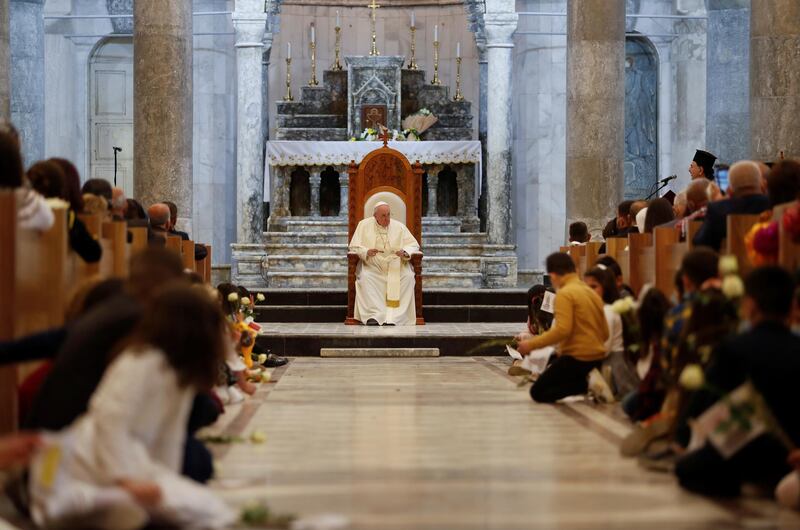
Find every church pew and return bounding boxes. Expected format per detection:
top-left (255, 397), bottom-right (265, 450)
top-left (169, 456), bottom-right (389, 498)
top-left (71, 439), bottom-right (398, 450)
top-left (102, 220), bottom-right (129, 278)
top-left (202, 245), bottom-right (212, 283)
top-left (0, 192), bottom-right (17, 432)
top-left (654, 227), bottom-right (679, 297)
top-left (166, 234), bottom-right (182, 254)
top-left (687, 220), bottom-right (702, 248)
top-left (585, 242), bottom-right (603, 271)
top-left (779, 222), bottom-right (800, 271)
top-left (181, 239), bottom-right (195, 272)
top-left (129, 226), bottom-right (148, 254)
top-left (726, 214), bottom-right (760, 277)
top-left (628, 233), bottom-right (654, 296)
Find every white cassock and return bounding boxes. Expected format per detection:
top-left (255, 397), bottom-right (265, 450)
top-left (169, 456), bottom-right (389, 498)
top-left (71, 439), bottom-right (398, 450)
top-left (349, 217), bottom-right (421, 325)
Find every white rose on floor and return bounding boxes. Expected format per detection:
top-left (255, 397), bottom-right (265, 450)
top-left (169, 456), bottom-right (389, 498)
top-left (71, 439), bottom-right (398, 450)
top-left (722, 275), bottom-right (744, 299)
top-left (256, 293), bottom-right (266, 302)
top-left (227, 292), bottom-right (239, 302)
top-left (679, 364), bottom-right (705, 390)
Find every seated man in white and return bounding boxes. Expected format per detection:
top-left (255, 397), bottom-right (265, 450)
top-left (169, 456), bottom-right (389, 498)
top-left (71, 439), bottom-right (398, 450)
top-left (349, 202), bottom-right (420, 326)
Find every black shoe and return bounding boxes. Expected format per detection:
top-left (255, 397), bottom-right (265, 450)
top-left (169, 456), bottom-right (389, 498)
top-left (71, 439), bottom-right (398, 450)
top-left (382, 322), bottom-right (396, 326)
top-left (263, 354), bottom-right (288, 367)
top-left (366, 319), bottom-right (379, 326)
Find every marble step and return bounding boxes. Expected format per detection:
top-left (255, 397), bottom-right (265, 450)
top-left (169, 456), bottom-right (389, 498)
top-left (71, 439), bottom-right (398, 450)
top-left (264, 255), bottom-right (484, 273)
top-left (254, 304), bottom-right (527, 323)
top-left (262, 242), bottom-right (512, 257)
top-left (320, 348), bottom-right (440, 357)
top-left (250, 289), bottom-right (528, 307)
top-left (276, 114), bottom-right (346, 129)
top-left (266, 271), bottom-right (483, 289)
top-left (423, 128), bottom-right (474, 141)
top-left (270, 217), bottom-right (464, 234)
top-left (275, 128), bottom-right (348, 141)
top-left (262, 231), bottom-right (489, 246)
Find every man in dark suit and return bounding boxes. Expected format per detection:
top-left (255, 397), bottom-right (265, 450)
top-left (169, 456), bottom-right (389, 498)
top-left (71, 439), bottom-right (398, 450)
top-left (692, 160), bottom-right (770, 251)
top-left (164, 200), bottom-right (208, 261)
top-left (675, 266), bottom-right (800, 497)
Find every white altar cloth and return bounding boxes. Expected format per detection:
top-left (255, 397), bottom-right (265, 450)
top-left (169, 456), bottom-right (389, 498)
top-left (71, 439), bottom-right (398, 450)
top-left (264, 140), bottom-right (482, 203)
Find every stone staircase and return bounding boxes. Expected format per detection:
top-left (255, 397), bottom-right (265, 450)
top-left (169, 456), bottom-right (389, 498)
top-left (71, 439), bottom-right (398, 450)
top-left (232, 216), bottom-right (518, 289)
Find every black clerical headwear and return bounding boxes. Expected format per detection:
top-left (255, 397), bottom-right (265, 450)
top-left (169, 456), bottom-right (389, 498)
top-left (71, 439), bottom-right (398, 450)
top-left (693, 149), bottom-right (717, 169)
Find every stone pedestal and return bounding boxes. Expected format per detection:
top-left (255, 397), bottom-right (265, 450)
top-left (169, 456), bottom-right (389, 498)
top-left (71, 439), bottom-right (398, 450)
top-left (484, 12), bottom-right (517, 245)
top-left (426, 171), bottom-right (439, 217)
top-left (233, 3), bottom-right (268, 243)
top-left (0, 0), bottom-right (9, 121)
top-left (751, 0), bottom-right (800, 160)
top-left (133, 0), bottom-right (193, 232)
top-left (566, 0), bottom-right (625, 239)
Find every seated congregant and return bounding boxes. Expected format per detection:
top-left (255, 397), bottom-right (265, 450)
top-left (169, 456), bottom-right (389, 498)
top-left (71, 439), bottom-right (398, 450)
top-left (643, 198), bottom-right (675, 233)
top-left (0, 122), bottom-right (53, 231)
top-left (349, 202), bottom-right (420, 326)
top-left (602, 200), bottom-right (635, 239)
top-left (164, 200), bottom-right (208, 261)
top-left (517, 252), bottom-right (609, 403)
top-left (568, 221), bottom-right (590, 245)
top-left (693, 160), bottom-right (770, 251)
top-left (147, 202), bottom-right (171, 244)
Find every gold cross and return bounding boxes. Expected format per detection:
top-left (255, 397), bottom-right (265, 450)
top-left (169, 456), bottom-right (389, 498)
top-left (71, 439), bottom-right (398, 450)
top-left (367, 0), bottom-right (380, 19)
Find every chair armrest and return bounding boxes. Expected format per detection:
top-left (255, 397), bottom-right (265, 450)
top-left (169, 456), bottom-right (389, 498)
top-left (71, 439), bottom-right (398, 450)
top-left (347, 252), bottom-right (360, 266)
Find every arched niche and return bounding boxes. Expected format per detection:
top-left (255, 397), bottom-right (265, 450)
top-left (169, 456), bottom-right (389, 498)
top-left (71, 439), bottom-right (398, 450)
top-left (624, 34), bottom-right (659, 200)
top-left (436, 166), bottom-right (458, 217)
top-left (289, 167), bottom-right (311, 216)
top-left (319, 166), bottom-right (341, 216)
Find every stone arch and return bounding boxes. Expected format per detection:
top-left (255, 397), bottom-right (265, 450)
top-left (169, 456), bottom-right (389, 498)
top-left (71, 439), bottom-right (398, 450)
top-left (319, 166), bottom-right (341, 216)
top-left (289, 167), bottom-right (310, 216)
top-left (436, 166), bottom-right (458, 217)
top-left (624, 34), bottom-right (659, 200)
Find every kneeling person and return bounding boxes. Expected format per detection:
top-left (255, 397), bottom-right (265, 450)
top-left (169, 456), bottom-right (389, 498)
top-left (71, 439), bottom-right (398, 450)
top-left (518, 252), bottom-right (609, 403)
top-left (349, 202), bottom-right (420, 326)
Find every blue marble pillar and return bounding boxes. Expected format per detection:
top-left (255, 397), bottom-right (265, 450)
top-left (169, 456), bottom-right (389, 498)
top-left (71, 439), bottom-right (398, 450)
top-left (10, 0), bottom-right (44, 165)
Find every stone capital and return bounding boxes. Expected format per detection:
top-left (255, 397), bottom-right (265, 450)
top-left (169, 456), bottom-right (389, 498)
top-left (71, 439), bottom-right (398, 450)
top-left (483, 13), bottom-right (518, 45)
top-left (232, 12), bottom-right (267, 46)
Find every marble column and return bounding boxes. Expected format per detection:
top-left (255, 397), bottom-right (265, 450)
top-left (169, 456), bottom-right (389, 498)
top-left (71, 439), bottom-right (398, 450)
top-left (484, 12), bottom-right (518, 245)
top-left (426, 170), bottom-right (439, 217)
top-left (233, 2), bottom-right (268, 242)
top-left (476, 38), bottom-right (488, 231)
top-left (309, 170), bottom-right (321, 217)
top-left (751, 0), bottom-right (800, 160)
top-left (134, 0), bottom-right (193, 232)
top-left (0, 0), bottom-right (9, 121)
top-left (9, 0), bottom-right (44, 165)
top-left (565, 0), bottom-right (625, 239)
top-left (707, 0), bottom-right (750, 164)
top-left (338, 169), bottom-right (349, 217)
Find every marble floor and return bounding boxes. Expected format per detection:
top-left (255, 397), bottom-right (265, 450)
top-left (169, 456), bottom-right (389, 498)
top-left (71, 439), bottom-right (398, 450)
top-left (210, 357), bottom-right (800, 529)
top-left (257, 323), bottom-right (523, 337)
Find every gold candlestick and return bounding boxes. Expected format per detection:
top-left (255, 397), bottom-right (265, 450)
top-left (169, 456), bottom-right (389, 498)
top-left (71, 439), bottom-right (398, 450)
top-left (308, 41), bottom-right (319, 86)
top-left (453, 56), bottom-right (464, 101)
top-left (367, 0), bottom-right (380, 56)
top-left (431, 40), bottom-right (441, 86)
top-left (332, 26), bottom-right (343, 71)
top-left (284, 57), bottom-right (293, 101)
top-left (407, 26), bottom-right (418, 70)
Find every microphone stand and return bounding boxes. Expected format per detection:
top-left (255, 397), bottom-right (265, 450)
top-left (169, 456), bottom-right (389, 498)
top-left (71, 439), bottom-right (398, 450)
top-left (113, 147), bottom-right (122, 187)
top-left (645, 181), bottom-right (670, 200)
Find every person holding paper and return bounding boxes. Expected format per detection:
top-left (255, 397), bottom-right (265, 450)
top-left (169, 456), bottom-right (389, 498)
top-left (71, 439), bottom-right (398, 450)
top-left (517, 252), bottom-right (609, 403)
top-left (349, 202), bottom-right (421, 326)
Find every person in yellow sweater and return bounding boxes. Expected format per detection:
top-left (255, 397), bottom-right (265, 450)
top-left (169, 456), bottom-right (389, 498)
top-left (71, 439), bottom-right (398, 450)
top-left (517, 252), bottom-right (609, 403)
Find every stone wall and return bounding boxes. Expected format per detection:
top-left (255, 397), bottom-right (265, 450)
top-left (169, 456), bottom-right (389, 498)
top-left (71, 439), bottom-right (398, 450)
top-left (511, 0), bottom-right (708, 271)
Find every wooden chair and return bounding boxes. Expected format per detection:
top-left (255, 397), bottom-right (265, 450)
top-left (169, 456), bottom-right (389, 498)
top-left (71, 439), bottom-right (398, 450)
top-left (726, 214), bottom-right (760, 277)
top-left (181, 240), bottom-right (195, 272)
top-left (628, 233), bottom-right (654, 296)
top-left (345, 143), bottom-right (424, 325)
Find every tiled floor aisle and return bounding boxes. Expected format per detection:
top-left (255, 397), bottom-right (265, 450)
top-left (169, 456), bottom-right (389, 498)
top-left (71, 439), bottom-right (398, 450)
top-left (213, 358), bottom-right (800, 529)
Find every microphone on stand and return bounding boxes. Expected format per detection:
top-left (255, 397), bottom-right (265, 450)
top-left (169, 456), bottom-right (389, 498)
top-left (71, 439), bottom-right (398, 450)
top-left (659, 175), bottom-right (677, 184)
top-left (112, 147), bottom-right (122, 187)
top-left (645, 175), bottom-right (678, 200)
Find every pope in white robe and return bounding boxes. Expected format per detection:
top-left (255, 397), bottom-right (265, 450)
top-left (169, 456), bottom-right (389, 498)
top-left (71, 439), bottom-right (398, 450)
top-left (349, 202), bottom-right (421, 326)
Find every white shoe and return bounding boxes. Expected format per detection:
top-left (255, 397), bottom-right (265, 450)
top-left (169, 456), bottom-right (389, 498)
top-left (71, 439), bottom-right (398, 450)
top-left (227, 386), bottom-right (245, 404)
top-left (587, 368), bottom-right (615, 403)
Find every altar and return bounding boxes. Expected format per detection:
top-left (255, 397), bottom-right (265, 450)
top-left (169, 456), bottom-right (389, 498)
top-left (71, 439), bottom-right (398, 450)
top-left (264, 140), bottom-right (482, 231)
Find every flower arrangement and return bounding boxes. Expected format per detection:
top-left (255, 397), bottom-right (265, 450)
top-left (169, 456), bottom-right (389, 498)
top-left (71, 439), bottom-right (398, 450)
top-left (402, 108), bottom-right (438, 136)
top-left (349, 127), bottom-right (421, 142)
top-left (744, 212), bottom-right (779, 266)
top-left (782, 203), bottom-right (800, 243)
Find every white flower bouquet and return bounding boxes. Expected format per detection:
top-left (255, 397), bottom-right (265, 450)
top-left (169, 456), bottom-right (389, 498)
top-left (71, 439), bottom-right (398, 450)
top-left (402, 108), bottom-right (438, 135)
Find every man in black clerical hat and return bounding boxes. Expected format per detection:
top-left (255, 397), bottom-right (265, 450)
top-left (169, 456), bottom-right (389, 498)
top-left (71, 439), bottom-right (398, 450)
top-left (689, 149), bottom-right (717, 181)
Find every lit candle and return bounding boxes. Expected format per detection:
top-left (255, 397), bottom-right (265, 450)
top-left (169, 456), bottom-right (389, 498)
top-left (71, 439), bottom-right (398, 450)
top-left (287, 42), bottom-right (291, 59)
top-left (336, 10), bottom-right (341, 28)
top-left (411, 11), bottom-right (415, 28)
top-left (456, 41), bottom-right (461, 58)
top-left (311, 25), bottom-right (315, 44)
top-left (434, 24), bottom-right (438, 42)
